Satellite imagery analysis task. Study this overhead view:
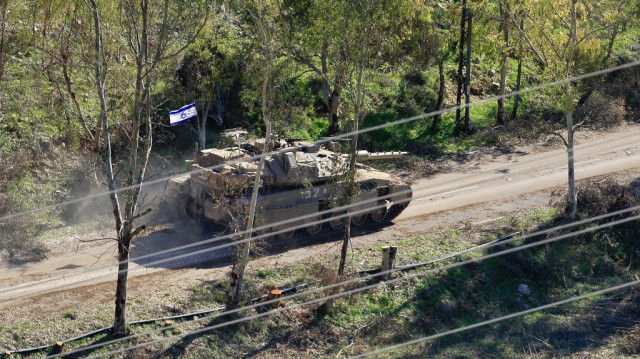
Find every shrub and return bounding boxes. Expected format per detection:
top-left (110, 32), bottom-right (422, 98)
top-left (575, 95), bottom-right (627, 129)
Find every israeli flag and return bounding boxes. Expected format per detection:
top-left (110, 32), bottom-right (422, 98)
top-left (169, 103), bottom-right (198, 126)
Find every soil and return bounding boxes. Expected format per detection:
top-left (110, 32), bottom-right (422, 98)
top-left (1, 123), bottom-right (640, 336)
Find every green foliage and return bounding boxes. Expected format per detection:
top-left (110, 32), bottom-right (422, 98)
top-left (1, 0), bottom-right (639, 167)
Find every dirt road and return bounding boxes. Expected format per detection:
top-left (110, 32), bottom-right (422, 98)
top-left (1, 124), bottom-right (639, 313)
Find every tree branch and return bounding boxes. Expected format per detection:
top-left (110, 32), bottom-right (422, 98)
top-left (80, 237), bottom-right (117, 243)
top-left (131, 224), bottom-right (147, 238)
top-left (548, 131), bottom-right (569, 147)
top-left (287, 48), bottom-right (324, 75)
top-left (497, 1), bottom-right (546, 67)
top-left (132, 207), bottom-right (153, 221)
top-left (573, 120), bottom-right (590, 132)
top-left (152, 6), bottom-right (210, 66)
top-left (550, 3), bottom-right (571, 30)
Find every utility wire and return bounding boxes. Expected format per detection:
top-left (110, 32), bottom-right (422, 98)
top-left (349, 279), bottom-right (640, 358)
top-left (2, 52), bottom-right (639, 263)
top-left (3, 58), bottom-right (640, 297)
top-left (4, 52), bottom-right (640, 357)
top-left (6, 125), bottom-right (637, 298)
top-left (81, 212), bottom-right (640, 358)
top-left (1, 58), bottom-right (639, 223)
top-left (4, 98), bottom-right (640, 300)
top-left (4, 177), bottom-right (639, 304)
top-left (3, 126), bottom-right (639, 298)
top-left (54, 210), bottom-right (640, 358)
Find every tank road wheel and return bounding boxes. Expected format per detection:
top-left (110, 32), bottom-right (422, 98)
top-left (306, 218), bottom-right (323, 235)
top-left (370, 204), bottom-right (388, 222)
top-left (329, 212), bottom-right (347, 230)
top-left (350, 213), bottom-right (368, 226)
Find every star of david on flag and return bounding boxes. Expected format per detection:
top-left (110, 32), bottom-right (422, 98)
top-left (169, 103), bottom-right (198, 126)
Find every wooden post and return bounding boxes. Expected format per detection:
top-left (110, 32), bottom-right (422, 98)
top-left (268, 287), bottom-right (282, 308)
top-left (51, 341), bottom-right (64, 355)
top-left (381, 246), bottom-right (397, 281)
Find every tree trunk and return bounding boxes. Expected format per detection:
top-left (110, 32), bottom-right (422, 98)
top-left (0, 0), bottom-right (7, 162)
top-left (512, 53), bottom-right (523, 120)
top-left (198, 102), bottom-right (210, 150)
top-left (227, 113), bottom-right (271, 309)
top-left (497, 4), bottom-right (509, 126)
top-left (464, 13), bottom-right (472, 131)
top-left (338, 58), bottom-right (364, 276)
top-left (566, 107), bottom-right (577, 220)
top-left (512, 18), bottom-right (524, 120)
top-left (327, 85), bottom-right (341, 136)
top-left (565, 0), bottom-right (578, 220)
top-left (228, 11), bottom-right (273, 310)
top-left (85, 0), bottom-right (201, 337)
top-left (113, 231), bottom-right (131, 336)
top-left (227, 241), bottom-right (249, 310)
top-left (432, 55), bottom-right (445, 132)
top-left (0, 89), bottom-right (3, 162)
top-left (88, 0), bottom-right (127, 334)
top-left (455, 0), bottom-right (467, 125)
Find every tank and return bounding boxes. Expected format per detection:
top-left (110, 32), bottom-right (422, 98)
top-left (165, 128), bottom-right (412, 239)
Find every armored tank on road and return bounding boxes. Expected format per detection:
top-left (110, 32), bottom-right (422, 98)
top-left (165, 128), bottom-right (412, 238)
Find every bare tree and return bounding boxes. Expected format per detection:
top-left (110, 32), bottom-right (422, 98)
top-left (497, 2), bottom-right (510, 125)
top-left (0, 0), bottom-right (8, 162)
top-left (85, 0), bottom-right (206, 335)
top-left (455, 0), bottom-right (467, 127)
top-left (564, 0), bottom-right (578, 220)
top-left (227, 2), bottom-right (275, 311)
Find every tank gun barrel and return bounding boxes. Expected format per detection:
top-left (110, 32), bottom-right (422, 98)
top-left (355, 150), bottom-right (409, 161)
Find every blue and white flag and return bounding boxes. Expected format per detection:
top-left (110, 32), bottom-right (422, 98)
top-left (169, 103), bottom-right (198, 126)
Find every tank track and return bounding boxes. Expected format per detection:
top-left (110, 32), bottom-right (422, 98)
top-left (167, 200), bottom-right (410, 267)
top-left (262, 202), bottom-right (409, 251)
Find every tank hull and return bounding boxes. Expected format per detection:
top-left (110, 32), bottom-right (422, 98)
top-left (164, 129), bottom-right (412, 237)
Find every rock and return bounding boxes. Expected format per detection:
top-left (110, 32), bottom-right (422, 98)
top-left (165, 305), bottom-right (180, 314)
top-left (470, 83), bottom-right (484, 96)
top-left (490, 82), bottom-right (501, 93)
top-left (517, 284), bottom-right (531, 295)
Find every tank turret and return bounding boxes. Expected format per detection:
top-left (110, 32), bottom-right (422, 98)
top-left (165, 129), bottom-right (412, 239)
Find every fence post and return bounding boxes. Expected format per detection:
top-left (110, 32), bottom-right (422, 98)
top-left (269, 287), bottom-right (282, 308)
top-left (51, 341), bottom-right (64, 355)
top-left (381, 246), bottom-right (397, 281)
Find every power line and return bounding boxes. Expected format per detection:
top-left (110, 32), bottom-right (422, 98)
top-left (2, 58), bottom-right (640, 298)
top-left (3, 55), bottom-right (639, 357)
top-left (349, 279), bottom-right (640, 358)
top-left (4, 175), bottom-right (639, 304)
top-left (1, 58), bottom-right (639, 223)
top-left (81, 212), bottom-right (640, 358)
top-left (4, 113), bottom-right (639, 301)
top-left (4, 127), bottom-right (639, 299)
top-left (54, 210), bottom-right (640, 358)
